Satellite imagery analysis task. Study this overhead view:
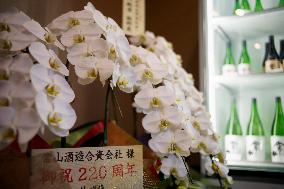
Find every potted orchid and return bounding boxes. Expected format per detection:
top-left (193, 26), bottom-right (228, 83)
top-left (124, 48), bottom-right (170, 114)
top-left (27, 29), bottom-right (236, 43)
top-left (0, 2), bottom-right (232, 188)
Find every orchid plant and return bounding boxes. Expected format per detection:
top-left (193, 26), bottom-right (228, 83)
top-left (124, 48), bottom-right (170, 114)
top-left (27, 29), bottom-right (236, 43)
top-left (0, 2), bottom-right (231, 188)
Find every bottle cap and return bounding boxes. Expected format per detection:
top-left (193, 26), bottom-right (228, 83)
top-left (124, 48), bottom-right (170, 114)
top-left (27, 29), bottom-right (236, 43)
top-left (252, 98), bottom-right (257, 103)
top-left (226, 41), bottom-right (231, 47)
top-left (276, 96), bottom-right (281, 101)
top-left (269, 35), bottom-right (274, 43)
top-left (242, 40), bottom-right (246, 47)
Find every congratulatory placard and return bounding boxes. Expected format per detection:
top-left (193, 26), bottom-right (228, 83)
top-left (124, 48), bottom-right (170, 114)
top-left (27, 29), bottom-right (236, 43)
top-left (30, 145), bottom-right (143, 189)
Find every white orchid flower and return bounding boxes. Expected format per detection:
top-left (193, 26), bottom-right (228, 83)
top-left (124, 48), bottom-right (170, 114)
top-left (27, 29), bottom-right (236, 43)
top-left (84, 2), bottom-right (124, 36)
top-left (23, 20), bottom-right (64, 50)
top-left (35, 92), bottom-right (76, 137)
top-left (106, 31), bottom-right (131, 64)
top-left (74, 57), bottom-right (114, 85)
top-left (9, 53), bottom-right (33, 81)
top-left (96, 58), bottom-right (115, 85)
top-left (47, 10), bottom-right (94, 35)
top-left (129, 45), bottom-right (147, 66)
top-left (30, 64), bottom-right (74, 103)
top-left (192, 109), bottom-right (213, 135)
top-left (0, 55), bottom-right (12, 80)
top-left (0, 53), bottom-right (33, 81)
top-left (134, 85), bottom-right (175, 112)
top-left (163, 80), bottom-right (186, 105)
top-left (0, 107), bottom-right (16, 149)
top-left (111, 64), bottom-right (137, 93)
top-left (0, 28), bottom-right (36, 51)
top-left (193, 135), bottom-right (220, 155)
top-left (29, 42), bottom-right (69, 76)
top-left (67, 38), bottom-right (108, 66)
top-left (204, 156), bottom-right (230, 179)
top-left (160, 155), bottom-right (187, 178)
top-left (0, 79), bottom-right (35, 109)
top-left (134, 52), bottom-right (168, 85)
top-left (204, 156), bottom-right (214, 176)
top-left (129, 31), bottom-right (156, 47)
top-left (148, 129), bottom-right (191, 156)
top-left (142, 106), bottom-right (182, 134)
top-left (186, 85), bottom-right (203, 103)
top-left (61, 23), bottom-right (102, 47)
top-left (0, 8), bottom-right (31, 32)
top-left (0, 106), bottom-right (41, 152)
top-left (10, 80), bottom-right (36, 109)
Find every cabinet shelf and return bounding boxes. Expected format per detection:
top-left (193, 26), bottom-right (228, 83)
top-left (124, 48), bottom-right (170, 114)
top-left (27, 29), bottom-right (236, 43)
top-left (213, 8), bottom-right (284, 39)
top-left (228, 161), bottom-right (284, 173)
top-left (215, 73), bottom-right (284, 90)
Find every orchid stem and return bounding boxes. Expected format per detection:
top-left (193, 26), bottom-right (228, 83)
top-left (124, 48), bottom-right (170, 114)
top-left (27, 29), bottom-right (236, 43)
top-left (132, 94), bottom-right (137, 138)
top-left (182, 156), bottom-right (194, 184)
top-left (210, 155), bottom-right (224, 189)
top-left (61, 60), bottom-right (70, 148)
top-left (103, 82), bottom-right (111, 146)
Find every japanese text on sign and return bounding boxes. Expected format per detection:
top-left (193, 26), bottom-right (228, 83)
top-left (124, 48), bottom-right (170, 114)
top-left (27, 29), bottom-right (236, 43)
top-left (122, 0), bottom-right (145, 36)
top-left (30, 145), bottom-right (143, 189)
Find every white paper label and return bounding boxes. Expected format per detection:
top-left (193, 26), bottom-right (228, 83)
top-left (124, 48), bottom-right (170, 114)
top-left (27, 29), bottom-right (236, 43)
top-left (265, 59), bottom-right (283, 73)
top-left (238, 63), bottom-right (251, 75)
top-left (122, 0), bottom-right (145, 36)
top-left (246, 136), bottom-right (265, 161)
top-left (225, 135), bottom-right (243, 161)
top-left (271, 136), bottom-right (284, 163)
top-left (222, 65), bottom-right (237, 76)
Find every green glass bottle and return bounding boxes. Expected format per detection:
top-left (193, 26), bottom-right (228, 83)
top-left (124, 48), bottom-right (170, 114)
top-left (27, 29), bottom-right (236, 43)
top-left (271, 97), bottom-right (284, 162)
top-left (279, 0), bottom-right (284, 7)
top-left (238, 40), bottom-right (251, 75)
top-left (234, 0), bottom-right (242, 15)
top-left (241, 0), bottom-right (251, 12)
top-left (222, 42), bottom-right (236, 75)
top-left (254, 0), bottom-right (263, 12)
top-left (225, 101), bottom-right (243, 160)
top-left (246, 98), bottom-right (265, 161)
top-left (226, 101), bottom-right (242, 135)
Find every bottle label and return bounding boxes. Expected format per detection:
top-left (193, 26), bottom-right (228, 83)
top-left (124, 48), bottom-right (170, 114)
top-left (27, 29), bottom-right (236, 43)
top-left (265, 59), bottom-right (283, 73)
top-left (238, 63), bottom-right (250, 75)
top-left (271, 136), bottom-right (284, 163)
top-left (222, 65), bottom-right (237, 76)
top-left (225, 135), bottom-right (243, 161)
top-left (246, 136), bottom-right (265, 161)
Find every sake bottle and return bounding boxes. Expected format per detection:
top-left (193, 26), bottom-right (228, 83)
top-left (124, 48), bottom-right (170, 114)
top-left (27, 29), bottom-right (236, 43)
top-left (279, 40), bottom-right (284, 70)
top-left (222, 42), bottom-right (236, 76)
top-left (254, 0), bottom-right (263, 12)
top-left (262, 42), bottom-right (269, 72)
top-left (279, 0), bottom-right (284, 7)
top-left (238, 40), bottom-right (251, 75)
top-left (264, 35), bottom-right (282, 73)
top-left (225, 100), bottom-right (243, 161)
top-left (271, 97), bottom-right (284, 163)
top-left (246, 98), bottom-right (265, 161)
top-left (241, 0), bottom-right (251, 13)
top-left (234, 0), bottom-right (242, 15)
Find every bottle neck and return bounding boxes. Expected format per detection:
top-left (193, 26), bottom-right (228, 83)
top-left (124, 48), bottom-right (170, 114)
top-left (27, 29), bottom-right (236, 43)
top-left (275, 98), bottom-right (284, 118)
top-left (250, 99), bottom-right (260, 119)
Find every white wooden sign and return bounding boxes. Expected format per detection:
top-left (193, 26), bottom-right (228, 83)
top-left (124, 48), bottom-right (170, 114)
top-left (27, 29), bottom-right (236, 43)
top-left (30, 145), bottom-right (143, 189)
